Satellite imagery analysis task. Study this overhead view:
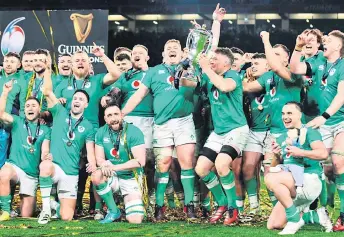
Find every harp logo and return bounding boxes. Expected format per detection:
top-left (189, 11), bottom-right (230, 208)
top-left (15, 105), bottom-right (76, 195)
top-left (1, 17), bottom-right (26, 56)
top-left (70, 13), bottom-right (94, 43)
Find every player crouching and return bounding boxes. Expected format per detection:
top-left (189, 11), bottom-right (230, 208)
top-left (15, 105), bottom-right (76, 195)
top-left (92, 93), bottom-right (146, 224)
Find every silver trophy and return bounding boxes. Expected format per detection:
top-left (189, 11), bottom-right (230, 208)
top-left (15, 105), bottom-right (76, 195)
top-left (174, 25), bottom-right (213, 89)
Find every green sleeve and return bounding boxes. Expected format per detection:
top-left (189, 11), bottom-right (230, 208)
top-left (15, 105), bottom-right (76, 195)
top-left (338, 63), bottom-right (344, 83)
top-left (142, 68), bottom-right (154, 89)
top-left (128, 125), bottom-right (145, 150)
top-left (48, 103), bottom-right (64, 118)
top-left (86, 124), bottom-right (95, 142)
top-left (307, 128), bottom-right (322, 144)
top-left (257, 71), bottom-right (273, 89)
top-left (95, 129), bottom-right (103, 147)
top-left (11, 115), bottom-right (20, 129)
top-left (54, 80), bottom-right (66, 98)
top-left (44, 127), bottom-right (51, 141)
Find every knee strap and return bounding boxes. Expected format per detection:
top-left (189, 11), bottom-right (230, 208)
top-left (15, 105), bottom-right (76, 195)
top-left (220, 145), bottom-right (239, 160)
top-left (200, 147), bottom-right (218, 163)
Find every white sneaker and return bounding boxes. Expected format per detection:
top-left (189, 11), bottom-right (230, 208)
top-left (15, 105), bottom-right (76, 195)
top-left (38, 210), bottom-right (51, 224)
top-left (317, 207), bottom-right (333, 232)
top-left (278, 219), bottom-right (305, 235)
top-left (94, 210), bottom-right (104, 220)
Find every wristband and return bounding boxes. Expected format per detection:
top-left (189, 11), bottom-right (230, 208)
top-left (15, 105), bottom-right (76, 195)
top-left (294, 46), bottom-right (302, 52)
top-left (322, 112), bottom-right (331, 120)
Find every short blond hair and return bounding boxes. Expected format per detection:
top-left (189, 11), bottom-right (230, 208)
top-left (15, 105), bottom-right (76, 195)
top-left (164, 39), bottom-right (181, 48)
top-left (133, 44), bottom-right (148, 54)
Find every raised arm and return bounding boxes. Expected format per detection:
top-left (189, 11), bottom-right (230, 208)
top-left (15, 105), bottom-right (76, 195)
top-left (210, 3), bottom-right (225, 51)
top-left (92, 43), bottom-right (122, 85)
top-left (260, 31), bottom-right (292, 81)
top-left (290, 34), bottom-right (308, 75)
top-left (0, 82), bottom-right (14, 125)
top-left (42, 67), bottom-right (59, 108)
top-left (199, 53), bottom-right (236, 92)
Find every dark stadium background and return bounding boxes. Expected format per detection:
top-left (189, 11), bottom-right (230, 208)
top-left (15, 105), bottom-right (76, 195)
top-left (1, 0), bottom-right (344, 66)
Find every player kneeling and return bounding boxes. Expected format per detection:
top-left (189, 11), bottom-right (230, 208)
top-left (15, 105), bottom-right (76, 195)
top-left (0, 81), bottom-right (50, 220)
top-left (92, 100), bottom-right (146, 224)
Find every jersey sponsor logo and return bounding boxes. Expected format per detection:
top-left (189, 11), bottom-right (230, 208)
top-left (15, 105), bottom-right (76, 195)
top-left (26, 136), bottom-right (33, 145)
top-left (103, 137), bottom-right (110, 143)
top-left (329, 68), bottom-right (336, 76)
top-left (166, 76), bottom-right (174, 86)
top-left (158, 70), bottom-right (165, 74)
top-left (318, 65), bottom-right (325, 71)
top-left (213, 90), bottom-right (219, 100)
top-left (67, 132), bottom-right (75, 141)
top-left (67, 86), bottom-right (73, 90)
top-left (110, 148), bottom-right (120, 158)
top-left (270, 87), bottom-right (276, 97)
top-left (84, 81), bottom-right (91, 88)
top-left (255, 97), bottom-right (265, 104)
top-left (132, 80), bottom-right (141, 89)
top-left (78, 126), bottom-right (85, 133)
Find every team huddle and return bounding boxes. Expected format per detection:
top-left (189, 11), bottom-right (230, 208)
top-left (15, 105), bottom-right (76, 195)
top-left (0, 4), bottom-right (344, 235)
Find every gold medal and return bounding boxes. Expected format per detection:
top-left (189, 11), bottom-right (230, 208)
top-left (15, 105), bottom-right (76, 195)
top-left (29, 147), bottom-right (34, 153)
top-left (258, 104), bottom-right (263, 111)
top-left (67, 141), bottom-right (72, 147)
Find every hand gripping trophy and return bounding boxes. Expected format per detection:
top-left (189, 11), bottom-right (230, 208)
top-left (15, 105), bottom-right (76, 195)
top-left (174, 3), bottom-right (226, 89)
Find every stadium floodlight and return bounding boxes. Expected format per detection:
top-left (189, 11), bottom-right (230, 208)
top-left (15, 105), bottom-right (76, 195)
top-left (306, 19), bottom-right (309, 22)
top-left (115, 21), bottom-right (120, 25)
top-left (266, 19), bottom-right (270, 23)
top-left (153, 21), bottom-right (158, 24)
top-left (272, 24), bottom-right (276, 28)
top-left (310, 24), bottom-right (313, 28)
top-left (244, 17), bottom-right (248, 21)
top-left (228, 20), bottom-right (233, 24)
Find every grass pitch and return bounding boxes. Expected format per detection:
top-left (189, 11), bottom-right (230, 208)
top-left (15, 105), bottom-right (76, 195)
top-left (0, 218), bottom-right (343, 237)
top-left (1, 178), bottom-right (343, 236)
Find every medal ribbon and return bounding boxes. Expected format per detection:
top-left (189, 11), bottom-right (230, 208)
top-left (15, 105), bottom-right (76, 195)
top-left (72, 76), bottom-right (89, 90)
top-left (162, 63), bottom-right (177, 88)
top-left (108, 125), bottom-right (123, 155)
top-left (125, 69), bottom-right (141, 80)
top-left (32, 79), bottom-right (44, 97)
top-left (25, 120), bottom-right (40, 145)
top-left (322, 57), bottom-right (342, 82)
top-left (68, 114), bottom-right (84, 139)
